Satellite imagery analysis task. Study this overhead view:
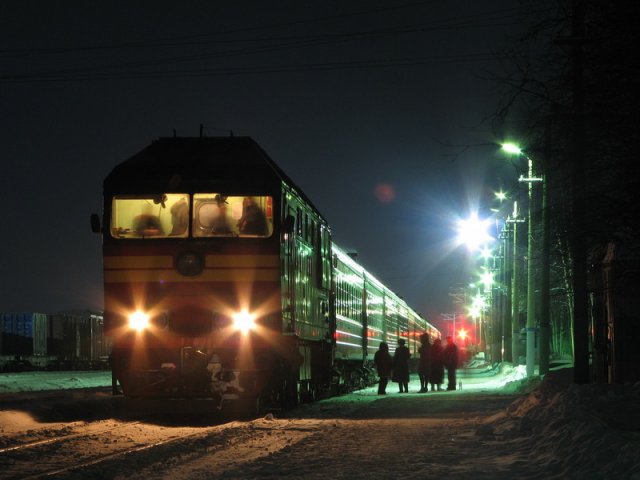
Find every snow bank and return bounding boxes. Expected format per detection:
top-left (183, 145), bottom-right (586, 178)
top-left (482, 368), bottom-right (640, 478)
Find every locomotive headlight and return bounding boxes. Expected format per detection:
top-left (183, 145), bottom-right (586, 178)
top-left (231, 309), bottom-right (256, 334)
top-left (128, 310), bottom-right (150, 331)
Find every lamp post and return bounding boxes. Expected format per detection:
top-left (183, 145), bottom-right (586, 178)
top-left (502, 143), bottom-right (543, 377)
top-left (497, 211), bottom-right (513, 363)
top-left (506, 201), bottom-right (525, 365)
top-left (455, 212), bottom-right (494, 359)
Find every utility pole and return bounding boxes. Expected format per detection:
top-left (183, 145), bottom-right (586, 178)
top-left (502, 221), bottom-right (513, 362)
top-left (508, 201), bottom-right (525, 365)
top-left (490, 249), bottom-right (502, 363)
top-left (521, 157), bottom-right (543, 377)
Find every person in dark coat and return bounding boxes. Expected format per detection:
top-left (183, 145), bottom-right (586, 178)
top-left (237, 196), bottom-right (268, 235)
top-left (392, 338), bottom-right (411, 393)
top-left (373, 342), bottom-right (393, 395)
top-left (443, 335), bottom-right (459, 391)
top-left (429, 337), bottom-right (445, 391)
top-left (417, 333), bottom-right (431, 393)
top-left (133, 205), bottom-right (163, 237)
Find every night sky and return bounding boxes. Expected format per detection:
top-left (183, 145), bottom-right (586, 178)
top-left (0, 1), bottom-right (526, 325)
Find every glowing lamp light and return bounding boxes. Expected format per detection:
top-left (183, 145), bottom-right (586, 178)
top-left (129, 311), bottom-right (150, 332)
top-left (456, 213), bottom-right (493, 251)
top-left (232, 309), bottom-right (256, 333)
top-left (480, 270), bottom-right (494, 288)
top-left (468, 305), bottom-right (481, 319)
top-left (501, 143), bottom-right (523, 155)
top-left (480, 247), bottom-right (493, 260)
top-left (467, 293), bottom-right (487, 318)
top-left (457, 329), bottom-right (467, 341)
top-left (472, 294), bottom-right (487, 309)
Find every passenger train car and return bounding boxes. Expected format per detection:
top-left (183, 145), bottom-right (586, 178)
top-left (91, 135), bottom-right (439, 410)
top-left (332, 245), bottom-right (439, 391)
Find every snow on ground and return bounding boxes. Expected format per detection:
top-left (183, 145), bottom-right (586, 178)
top-left (1, 365), bottom-right (639, 479)
top-left (0, 363), bottom-right (525, 394)
top-left (0, 370), bottom-right (112, 393)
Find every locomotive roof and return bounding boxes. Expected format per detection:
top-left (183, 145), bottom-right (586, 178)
top-left (105, 136), bottom-right (326, 221)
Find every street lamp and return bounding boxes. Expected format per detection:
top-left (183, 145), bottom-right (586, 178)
top-left (501, 143), bottom-right (543, 377)
top-left (455, 210), bottom-right (499, 361)
top-left (468, 292), bottom-right (488, 354)
top-left (455, 212), bottom-right (493, 252)
top-left (480, 269), bottom-right (494, 290)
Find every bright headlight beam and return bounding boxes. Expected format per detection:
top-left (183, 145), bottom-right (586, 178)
top-left (129, 310), bottom-right (150, 331)
top-left (232, 309), bottom-right (256, 333)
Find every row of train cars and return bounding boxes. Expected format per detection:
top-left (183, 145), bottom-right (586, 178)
top-left (0, 311), bottom-right (111, 372)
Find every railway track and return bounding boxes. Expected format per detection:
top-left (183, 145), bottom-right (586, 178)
top-left (22, 426), bottom-right (226, 480)
top-left (0, 421), bottom-right (143, 455)
top-left (0, 412), bottom-right (329, 480)
top-left (0, 417), bottom-right (228, 480)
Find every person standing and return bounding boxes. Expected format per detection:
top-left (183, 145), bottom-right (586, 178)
top-left (429, 337), bottom-right (445, 391)
top-left (373, 342), bottom-right (393, 395)
top-left (443, 336), bottom-right (459, 391)
top-left (392, 338), bottom-right (411, 393)
top-left (237, 196), bottom-right (268, 235)
top-left (417, 333), bottom-right (431, 393)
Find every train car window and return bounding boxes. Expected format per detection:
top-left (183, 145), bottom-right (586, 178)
top-left (193, 194), bottom-right (273, 238)
top-left (110, 194), bottom-right (189, 239)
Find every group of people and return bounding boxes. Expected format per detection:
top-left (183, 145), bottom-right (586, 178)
top-left (132, 195), bottom-right (269, 238)
top-left (209, 196), bottom-right (269, 236)
top-left (373, 334), bottom-right (459, 395)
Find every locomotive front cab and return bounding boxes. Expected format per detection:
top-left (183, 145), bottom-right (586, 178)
top-left (104, 191), bottom-right (281, 403)
top-left (97, 137), bottom-right (307, 407)
top-left (97, 136), bottom-right (338, 411)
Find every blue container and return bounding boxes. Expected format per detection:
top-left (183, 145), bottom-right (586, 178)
top-left (0, 312), bottom-right (48, 356)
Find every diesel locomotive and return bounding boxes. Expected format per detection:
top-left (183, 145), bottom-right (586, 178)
top-left (91, 135), bottom-right (439, 410)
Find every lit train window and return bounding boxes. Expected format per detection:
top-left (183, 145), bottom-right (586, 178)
top-left (110, 194), bottom-right (190, 239)
top-left (193, 194), bottom-right (273, 238)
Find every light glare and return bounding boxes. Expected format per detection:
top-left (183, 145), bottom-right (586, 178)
top-left (501, 143), bottom-right (522, 155)
top-left (232, 309), bottom-right (256, 333)
top-left (129, 311), bottom-right (149, 331)
top-left (480, 270), bottom-right (494, 288)
top-left (456, 213), bottom-right (493, 251)
top-left (495, 190), bottom-right (507, 201)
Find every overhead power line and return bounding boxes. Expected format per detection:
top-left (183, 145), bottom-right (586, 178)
top-left (0, 52), bottom-right (546, 84)
top-left (0, 3), bottom-right (553, 84)
top-left (0, 3), bottom-right (549, 58)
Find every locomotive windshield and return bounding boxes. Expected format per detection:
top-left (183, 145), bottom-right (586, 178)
top-left (110, 194), bottom-right (189, 238)
top-left (193, 194), bottom-right (273, 238)
top-left (109, 193), bottom-right (273, 239)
